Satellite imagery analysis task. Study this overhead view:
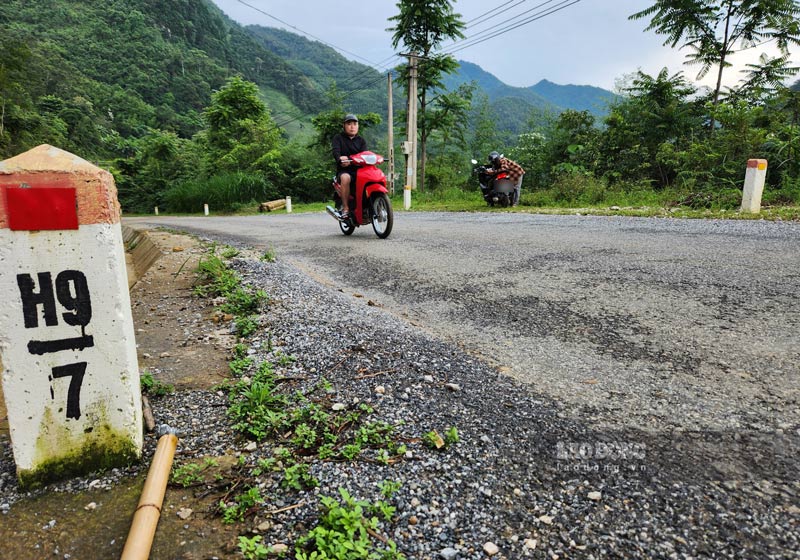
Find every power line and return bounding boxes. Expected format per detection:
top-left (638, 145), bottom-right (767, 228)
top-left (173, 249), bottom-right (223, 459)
top-left (443, 0), bottom-right (573, 54)
top-left (233, 0), bottom-right (381, 67)
top-left (463, 0), bottom-right (532, 28)
top-left (442, 0), bottom-right (583, 56)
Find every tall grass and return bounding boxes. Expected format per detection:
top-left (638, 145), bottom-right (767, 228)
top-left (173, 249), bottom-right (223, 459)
top-left (163, 172), bottom-right (279, 213)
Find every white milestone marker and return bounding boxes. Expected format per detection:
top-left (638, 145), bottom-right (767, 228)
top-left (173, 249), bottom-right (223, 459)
top-left (0, 144), bottom-right (143, 488)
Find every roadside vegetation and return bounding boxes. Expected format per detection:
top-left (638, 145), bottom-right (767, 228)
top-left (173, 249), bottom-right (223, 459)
top-left (167, 242), bottom-right (474, 558)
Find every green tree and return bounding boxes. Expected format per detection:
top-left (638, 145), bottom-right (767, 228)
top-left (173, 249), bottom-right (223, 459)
top-left (201, 76), bottom-right (283, 174)
top-left (599, 68), bottom-right (701, 187)
top-left (424, 83), bottom-right (475, 189)
top-left (631, 0), bottom-right (800, 128)
top-left (468, 93), bottom-right (501, 161)
top-left (732, 53), bottom-right (800, 102)
top-left (389, 0), bottom-right (466, 191)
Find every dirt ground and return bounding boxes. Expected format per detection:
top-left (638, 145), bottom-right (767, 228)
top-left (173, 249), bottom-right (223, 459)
top-left (0, 227), bottom-right (244, 559)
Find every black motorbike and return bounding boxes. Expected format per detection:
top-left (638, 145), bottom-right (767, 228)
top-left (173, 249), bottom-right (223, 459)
top-left (471, 159), bottom-right (516, 207)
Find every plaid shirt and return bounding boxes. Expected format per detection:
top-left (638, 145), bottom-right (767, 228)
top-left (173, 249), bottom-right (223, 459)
top-left (497, 157), bottom-right (525, 182)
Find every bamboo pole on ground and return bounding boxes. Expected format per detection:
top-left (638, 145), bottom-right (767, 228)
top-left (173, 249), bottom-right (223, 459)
top-left (120, 425), bottom-right (179, 560)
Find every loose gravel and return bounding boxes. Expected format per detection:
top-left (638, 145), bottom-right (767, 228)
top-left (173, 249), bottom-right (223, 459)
top-left (2, 241), bottom-right (798, 559)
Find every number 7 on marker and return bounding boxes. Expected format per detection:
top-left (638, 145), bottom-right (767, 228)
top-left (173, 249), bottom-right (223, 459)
top-left (50, 362), bottom-right (86, 420)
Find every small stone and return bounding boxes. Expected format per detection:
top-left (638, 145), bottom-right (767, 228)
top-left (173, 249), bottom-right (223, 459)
top-left (588, 491), bottom-right (602, 501)
top-left (331, 403), bottom-right (346, 411)
top-left (142, 353), bottom-right (151, 359)
top-left (257, 521), bottom-right (271, 532)
top-left (172, 246), bottom-right (184, 252)
top-left (408, 515), bottom-right (418, 525)
top-left (444, 383), bottom-right (460, 392)
top-left (538, 515), bottom-right (553, 525)
top-left (483, 542), bottom-right (499, 556)
top-left (176, 508), bottom-right (193, 520)
top-left (423, 375), bottom-right (434, 383)
top-left (524, 538), bottom-right (537, 550)
top-left (438, 547), bottom-right (459, 560)
top-left (410, 498), bottom-right (421, 508)
top-left (159, 352), bottom-right (170, 358)
top-left (271, 544), bottom-right (288, 554)
top-left (84, 502), bottom-right (97, 511)
top-left (375, 385), bottom-right (386, 394)
top-left (513, 488), bottom-right (523, 497)
top-left (245, 441), bottom-right (258, 452)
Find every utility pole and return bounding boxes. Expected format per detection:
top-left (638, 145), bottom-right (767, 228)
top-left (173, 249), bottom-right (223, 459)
top-left (387, 72), bottom-right (395, 196)
top-left (402, 52), bottom-right (419, 210)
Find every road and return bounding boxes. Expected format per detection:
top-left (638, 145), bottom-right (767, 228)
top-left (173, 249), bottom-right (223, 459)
top-left (125, 211), bottom-right (800, 433)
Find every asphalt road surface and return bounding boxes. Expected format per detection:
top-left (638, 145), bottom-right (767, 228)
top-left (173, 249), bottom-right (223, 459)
top-left (126, 211), bottom-right (800, 434)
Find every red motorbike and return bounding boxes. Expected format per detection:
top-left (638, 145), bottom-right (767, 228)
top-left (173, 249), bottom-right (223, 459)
top-left (326, 151), bottom-right (393, 239)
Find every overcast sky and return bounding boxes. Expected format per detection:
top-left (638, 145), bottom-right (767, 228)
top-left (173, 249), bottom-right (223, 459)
top-left (210, 0), bottom-right (798, 92)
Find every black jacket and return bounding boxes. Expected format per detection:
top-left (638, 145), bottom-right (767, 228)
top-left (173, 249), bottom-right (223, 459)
top-left (332, 133), bottom-right (367, 171)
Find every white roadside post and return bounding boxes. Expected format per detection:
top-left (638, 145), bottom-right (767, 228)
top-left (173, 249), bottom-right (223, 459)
top-left (204, 203), bottom-right (209, 216)
top-left (0, 144), bottom-right (142, 488)
top-left (285, 196), bottom-right (292, 213)
top-left (741, 159), bottom-right (768, 213)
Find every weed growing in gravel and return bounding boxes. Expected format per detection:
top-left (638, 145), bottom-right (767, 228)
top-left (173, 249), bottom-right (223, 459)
top-left (295, 488), bottom-right (405, 560)
top-left (444, 426), bottom-right (460, 445)
top-left (281, 462), bottom-right (319, 490)
top-left (379, 480), bottom-right (402, 499)
top-left (194, 244), bottom-right (266, 340)
top-left (238, 535), bottom-right (272, 560)
top-left (260, 247), bottom-right (276, 262)
top-left (235, 315), bottom-right (260, 338)
top-left (171, 458), bottom-right (219, 487)
top-left (194, 251), bottom-right (238, 298)
top-left (140, 370), bottom-right (174, 397)
top-left (221, 287), bottom-right (268, 316)
top-left (229, 356), bottom-right (254, 376)
top-left (220, 245), bottom-right (240, 259)
top-left (220, 486), bottom-right (264, 524)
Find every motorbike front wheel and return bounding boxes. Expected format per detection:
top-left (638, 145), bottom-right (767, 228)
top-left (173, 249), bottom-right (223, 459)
top-left (339, 218), bottom-right (355, 236)
top-left (370, 193), bottom-right (393, 239)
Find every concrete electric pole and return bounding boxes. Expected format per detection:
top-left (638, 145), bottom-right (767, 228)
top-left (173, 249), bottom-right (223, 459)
top-left (402, 52), bottom-right (419, 210)
top-left (387, 72), bottom-right (395, 196)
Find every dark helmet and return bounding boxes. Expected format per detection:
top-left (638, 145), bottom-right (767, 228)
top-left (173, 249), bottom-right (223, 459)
top-left (343, 113), bottom-right (359, 123)
top-left (488, 151), bottom-right (501, 166)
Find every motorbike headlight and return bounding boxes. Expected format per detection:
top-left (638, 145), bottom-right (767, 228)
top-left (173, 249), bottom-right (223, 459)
top-left (362, 154), bottom-right (377, 165)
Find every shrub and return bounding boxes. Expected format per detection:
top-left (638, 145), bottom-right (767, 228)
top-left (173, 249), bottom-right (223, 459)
top-left (163, 172), bottom-right (279, 213)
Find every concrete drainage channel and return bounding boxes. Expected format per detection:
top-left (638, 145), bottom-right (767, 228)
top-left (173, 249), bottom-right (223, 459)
top-left (123, 225), bottom-right (165, 289)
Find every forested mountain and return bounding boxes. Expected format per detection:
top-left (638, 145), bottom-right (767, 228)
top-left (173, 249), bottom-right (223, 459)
top-left (530, 79), bottom-right (617, 114)
top-left (443, 60), bottom-right (555, 110)
top-left (0, 0), bottom-right (322, 156)
top-left (441, 60), bottom-right (616, 136)
top-left (444, 60), bottom-right (616, 114)
top-left (244, 25), bottom-right (391, 120)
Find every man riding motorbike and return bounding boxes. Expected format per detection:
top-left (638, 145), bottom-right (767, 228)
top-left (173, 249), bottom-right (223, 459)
top-left (486, 151), bottom-right (525, 206)
top-left (331, 114), bottom-right (367, 220)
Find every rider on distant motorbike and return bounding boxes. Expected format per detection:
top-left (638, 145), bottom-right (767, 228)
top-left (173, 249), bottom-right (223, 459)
top-left (332, 114), bottom-right (367, 220)
top-left (487, 151), bottom-right (525, 206)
